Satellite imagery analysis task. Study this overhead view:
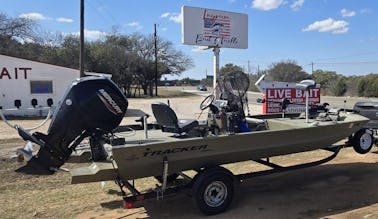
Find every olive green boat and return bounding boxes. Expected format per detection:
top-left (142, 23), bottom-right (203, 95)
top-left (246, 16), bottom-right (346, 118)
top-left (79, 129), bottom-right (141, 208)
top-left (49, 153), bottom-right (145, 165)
top-left (70, 110), bottom-right (369, 184)
top-left (2, 73), bottom-right (373, 215)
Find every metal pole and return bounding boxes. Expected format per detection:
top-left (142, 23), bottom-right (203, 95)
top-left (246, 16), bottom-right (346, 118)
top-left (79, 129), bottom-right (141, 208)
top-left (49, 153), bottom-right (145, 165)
top-left (143, 115), bottom-right (148, 139)
top-left (213, 47), bottom-right (220, 98)
top-left (79, 0), bottom-right (85, 77)
top-left (305, 90), bottom-right (309, 123)
top-left (154, 24), bottom-right (158, 96)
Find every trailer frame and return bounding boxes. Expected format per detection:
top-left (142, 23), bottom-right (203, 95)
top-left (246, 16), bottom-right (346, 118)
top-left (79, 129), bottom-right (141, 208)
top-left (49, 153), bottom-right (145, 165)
top-left (115, 145), bottom-right (342, 215)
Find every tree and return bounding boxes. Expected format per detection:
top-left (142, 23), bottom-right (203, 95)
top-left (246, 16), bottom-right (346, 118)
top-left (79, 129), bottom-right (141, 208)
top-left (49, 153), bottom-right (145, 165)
top-left (311, 69), bottom-right (338, 95)
top-left (248, 74), bottom-right (261, 92)
top-left (157, 39), bottom-right (193, 76)
top-left (344, 76), bottom-right (360, 97)
top-left (0, 17), bottom-right (193, 97)
top-left (85, 34), bottom-right (137, 96)
top-left (129, 33), bottom-right (193, 96)
top-left (358, 74), bottom-right (378, 97)
top-left (0, 13), bottom-right (40, 57)
top-left (333, 77), bottom-right (347, 96)
top-left (57, 35), bottom-right (81, 68)
top-left (219, 63), bottom-right (243, 76)
top-left (0, 13), bottom-right (37, 40)
top-left (267, 60), bottom-right (309, 82)
top-left (86, 33), bottom-right (193, 97)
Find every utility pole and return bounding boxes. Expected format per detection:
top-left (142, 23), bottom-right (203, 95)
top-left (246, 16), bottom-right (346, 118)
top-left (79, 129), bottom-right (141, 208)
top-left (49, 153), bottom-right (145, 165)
top-left (154, 23), bottom-right (158, 96)
top-left (257, 65), bottom-right (260, 77)
top-left (79, 0), bottom-right (85, 77)
top-left (311, 62), bottom-right (314, 74)
top-left (247, 60), bottom-right (251, 74)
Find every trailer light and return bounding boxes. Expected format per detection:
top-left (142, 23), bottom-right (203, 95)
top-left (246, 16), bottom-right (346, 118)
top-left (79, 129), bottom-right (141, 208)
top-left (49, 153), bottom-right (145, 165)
top-left (136, 195), bottom-right (145, 201)
top-left (124, 201), bottom-right (133, 209)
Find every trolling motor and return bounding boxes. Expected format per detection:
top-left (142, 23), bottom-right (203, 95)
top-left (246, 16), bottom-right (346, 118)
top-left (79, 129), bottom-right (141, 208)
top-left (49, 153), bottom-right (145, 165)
top-left (206, 71), bottom-right (250, 134)
top-left (14, 76), bottom-right (128, 174)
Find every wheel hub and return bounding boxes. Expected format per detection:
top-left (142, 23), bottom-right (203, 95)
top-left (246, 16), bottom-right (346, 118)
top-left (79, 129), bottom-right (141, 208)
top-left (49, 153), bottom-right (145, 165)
top-left (360, 132), bottom-right (373, 150)
top-left (204, 181), bottom-right (227, 207)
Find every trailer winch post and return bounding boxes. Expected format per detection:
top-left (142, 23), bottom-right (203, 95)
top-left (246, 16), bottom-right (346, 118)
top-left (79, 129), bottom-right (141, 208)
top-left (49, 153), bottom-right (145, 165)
top-left (156, 156), bottom-right (169, 200)
top-left (161, 156), bottom-right (169, 193)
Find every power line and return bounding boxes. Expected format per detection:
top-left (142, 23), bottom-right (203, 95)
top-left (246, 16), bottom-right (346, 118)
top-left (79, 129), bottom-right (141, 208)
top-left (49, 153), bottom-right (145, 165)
top-left (97, 0), bottom-right (120, 26)
top-left (313, 51), bottom-right (378, 62)
top-left (314, 61), bottom-right (378, 65)
top-left (85, 0), bottom-right (121, 29)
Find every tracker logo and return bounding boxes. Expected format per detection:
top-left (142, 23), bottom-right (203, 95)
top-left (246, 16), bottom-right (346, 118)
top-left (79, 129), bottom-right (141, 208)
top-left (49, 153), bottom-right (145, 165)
top-left (97, 89), bottom-right (123, 115)
top-left (143, 144), bottom-right (209, 157)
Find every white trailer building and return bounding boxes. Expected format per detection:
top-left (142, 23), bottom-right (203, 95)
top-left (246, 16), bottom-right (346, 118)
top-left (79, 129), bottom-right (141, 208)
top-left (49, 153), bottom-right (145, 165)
top-left (0, 55), bottom-right (108, 116)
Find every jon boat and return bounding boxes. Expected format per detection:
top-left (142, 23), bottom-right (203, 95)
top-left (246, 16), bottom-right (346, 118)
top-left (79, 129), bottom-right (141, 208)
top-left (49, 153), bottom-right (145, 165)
top-left (2, 72), bottom-right (373, 215)
top-left (70, 110), bottom-right (368, 183)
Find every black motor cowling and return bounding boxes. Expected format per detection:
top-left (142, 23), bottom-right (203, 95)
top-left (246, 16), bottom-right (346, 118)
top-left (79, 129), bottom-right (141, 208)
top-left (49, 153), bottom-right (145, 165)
top-left (16, 76), bottom-right (128, 174)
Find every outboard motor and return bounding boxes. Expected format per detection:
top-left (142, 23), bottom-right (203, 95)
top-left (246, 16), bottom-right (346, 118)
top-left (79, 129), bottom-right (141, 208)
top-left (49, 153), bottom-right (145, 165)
top-left (16, 76), bottom-right (128, 174)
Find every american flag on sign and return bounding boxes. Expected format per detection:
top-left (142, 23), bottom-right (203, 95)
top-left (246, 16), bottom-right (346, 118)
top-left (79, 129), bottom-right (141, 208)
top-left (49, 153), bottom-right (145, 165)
top-left (203, 10), bottom-right (231, 38)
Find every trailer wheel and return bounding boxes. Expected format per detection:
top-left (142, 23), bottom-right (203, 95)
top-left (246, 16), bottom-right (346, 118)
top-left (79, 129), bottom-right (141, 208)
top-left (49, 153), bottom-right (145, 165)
top-left (192, 166), bottom-right (234, 215)
top-left (352, 129), bottom-right (373, 154)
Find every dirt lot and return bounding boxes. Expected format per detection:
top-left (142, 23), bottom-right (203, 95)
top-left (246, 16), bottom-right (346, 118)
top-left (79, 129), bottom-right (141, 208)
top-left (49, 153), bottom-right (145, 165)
top-left (0, 95), bottom-right (377, 219)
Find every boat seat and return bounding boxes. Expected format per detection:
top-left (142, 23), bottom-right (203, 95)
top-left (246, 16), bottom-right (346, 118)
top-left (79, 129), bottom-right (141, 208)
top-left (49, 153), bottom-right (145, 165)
top-left (151, 102), bottom-right (199, 134)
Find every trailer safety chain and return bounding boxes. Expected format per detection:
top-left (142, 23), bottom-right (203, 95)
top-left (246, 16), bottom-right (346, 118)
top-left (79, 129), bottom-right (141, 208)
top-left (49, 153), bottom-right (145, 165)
top-left (110, 159), bottom-right (126, 197)
top-left (115, 175), bottom-right (127, 197)
top-left (110, 158), bottom-right (144, 209)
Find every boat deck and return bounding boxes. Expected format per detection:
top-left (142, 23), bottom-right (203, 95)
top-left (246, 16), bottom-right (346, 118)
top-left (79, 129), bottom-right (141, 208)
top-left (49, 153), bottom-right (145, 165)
top-left (117, 129), bottom-right (189, 147)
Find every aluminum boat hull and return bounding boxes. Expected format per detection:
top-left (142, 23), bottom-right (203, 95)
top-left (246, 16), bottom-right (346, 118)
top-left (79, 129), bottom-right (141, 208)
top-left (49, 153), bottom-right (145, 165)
top-left (71, 112), bottom-right (368, 184)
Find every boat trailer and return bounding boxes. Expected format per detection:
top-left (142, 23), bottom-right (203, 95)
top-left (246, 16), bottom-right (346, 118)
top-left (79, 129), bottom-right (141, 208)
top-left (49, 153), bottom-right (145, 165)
top-left (116, 145), bottom-right (342, 215)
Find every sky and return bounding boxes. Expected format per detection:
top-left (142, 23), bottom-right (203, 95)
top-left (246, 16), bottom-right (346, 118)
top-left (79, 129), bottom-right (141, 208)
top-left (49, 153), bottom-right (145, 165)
top-left (1, 0), bottom-right (378, 80)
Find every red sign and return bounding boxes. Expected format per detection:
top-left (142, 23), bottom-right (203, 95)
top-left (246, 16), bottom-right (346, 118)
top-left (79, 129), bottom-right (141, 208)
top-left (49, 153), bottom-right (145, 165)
top-left (264, 88), bottom-right (320, 114)
top-left (0, 67), bottom-right (31, 80)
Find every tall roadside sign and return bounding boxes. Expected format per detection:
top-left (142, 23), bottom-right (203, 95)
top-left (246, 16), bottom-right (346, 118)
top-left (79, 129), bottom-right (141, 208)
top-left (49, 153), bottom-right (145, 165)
top-left (182, 6), bottom-right (248, 95)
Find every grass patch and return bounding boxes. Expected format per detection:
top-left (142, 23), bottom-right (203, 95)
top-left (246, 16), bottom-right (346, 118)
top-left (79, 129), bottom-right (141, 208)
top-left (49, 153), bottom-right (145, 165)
top-left (128, 87), bottom-right (196, 98)
top-left (156, 88), bottom-right (195, 98)
top-left (0, 159), bottom-right (118, 219)
top-left (0, 158), bottom-right (166, 219)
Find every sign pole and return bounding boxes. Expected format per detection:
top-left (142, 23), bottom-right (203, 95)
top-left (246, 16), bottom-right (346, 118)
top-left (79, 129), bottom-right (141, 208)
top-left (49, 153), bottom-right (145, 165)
top-left (79, 0), bottom-right (85, 77)
top-left (213, 46), bottom-right (220, 98)
top-left (305, 90), bottom-right (309, 123)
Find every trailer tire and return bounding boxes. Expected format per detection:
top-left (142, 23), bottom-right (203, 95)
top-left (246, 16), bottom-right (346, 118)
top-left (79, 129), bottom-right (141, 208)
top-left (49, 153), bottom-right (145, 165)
top-left (192, 166), bottom-right (234, 215)
top-left (352, 128), bottom-right (373, 154)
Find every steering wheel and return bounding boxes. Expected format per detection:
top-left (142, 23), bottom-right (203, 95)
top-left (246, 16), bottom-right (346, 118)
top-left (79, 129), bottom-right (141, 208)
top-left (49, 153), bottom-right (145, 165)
top-left (200, 94), bottom-right (215, 110)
